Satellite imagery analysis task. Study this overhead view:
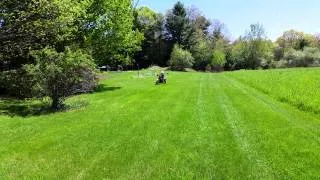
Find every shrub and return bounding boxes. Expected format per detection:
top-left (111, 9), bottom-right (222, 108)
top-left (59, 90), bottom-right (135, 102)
top-left (284, 48), bottom-right (305, 67)
top-left (260, 58), bottom-right (270, 69)
top-left (27, 48), bottom-right (97, 110)
top-left (192, 41), bottom-right (212, 71)
top-left (303, 47), bottom-right (320, 65)
top-left (0, 68), bottom-right (38, 98)
top-left (169, 45), bottom-right (194, 71)
top-left (283, 47), bottom-right (320, 67)
top-left (275, 60), bottom-right (288, 68)
top-left (211, 50), bottom-right (226, 71)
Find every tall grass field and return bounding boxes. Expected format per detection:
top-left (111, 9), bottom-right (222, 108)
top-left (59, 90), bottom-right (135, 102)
top-left (1, 68), bottom-right (319, 179)
top-left (225, 68), bottom-right (320, 114)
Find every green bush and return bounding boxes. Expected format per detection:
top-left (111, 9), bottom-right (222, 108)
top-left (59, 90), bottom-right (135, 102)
top-left (169, 45), bottom-right (194, 71)
top-left (192, 41), bottom-right (212, 71)
top-left (283, 47), bottom-right (320, 67)
top-left (275, 60), bottom-right (289, 69)
top-left (26, 48), bottom-right (97, 110)
top-left (0, 68), bottom-right (39, 98)
top-left (303, 47), bottom-right (320, 65)
top-left (211, 50), bottom-right (226, 71)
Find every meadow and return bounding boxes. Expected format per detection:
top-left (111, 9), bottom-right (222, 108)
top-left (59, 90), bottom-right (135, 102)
top-left (225, 68), bottom-right (320, 114)
top-left (0, 68), bottom-right (320, 179)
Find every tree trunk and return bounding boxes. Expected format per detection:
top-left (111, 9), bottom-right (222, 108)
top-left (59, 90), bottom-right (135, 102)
top-left (51, 97), bottom-right (62, 110)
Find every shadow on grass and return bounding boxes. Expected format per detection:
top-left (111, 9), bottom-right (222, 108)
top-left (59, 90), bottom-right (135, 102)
top-left (0, 98), bottom-right (53, 117)
top-left (0, 85), bottom-right (121, 117)
top-left (93, 84), bottom-right (122, 93)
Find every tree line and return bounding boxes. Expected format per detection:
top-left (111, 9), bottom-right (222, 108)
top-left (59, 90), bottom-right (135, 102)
top-left (1, 0), bottom-right (320, 109)
top-left (134, 2), bottom-right (320, 71)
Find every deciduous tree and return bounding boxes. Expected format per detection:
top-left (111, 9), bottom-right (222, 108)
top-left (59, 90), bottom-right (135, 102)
top-left (0, 0), bottom-right (91, 69)
top-left (86, 0), bottom-right (143, 66)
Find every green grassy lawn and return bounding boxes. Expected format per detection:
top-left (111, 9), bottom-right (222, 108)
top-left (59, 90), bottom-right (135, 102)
top-left (1, 68), bottom-right (320, 179)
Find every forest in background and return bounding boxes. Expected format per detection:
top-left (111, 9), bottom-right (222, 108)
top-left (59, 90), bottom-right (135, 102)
top-left (133, 2), bottom-right (320, 71)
